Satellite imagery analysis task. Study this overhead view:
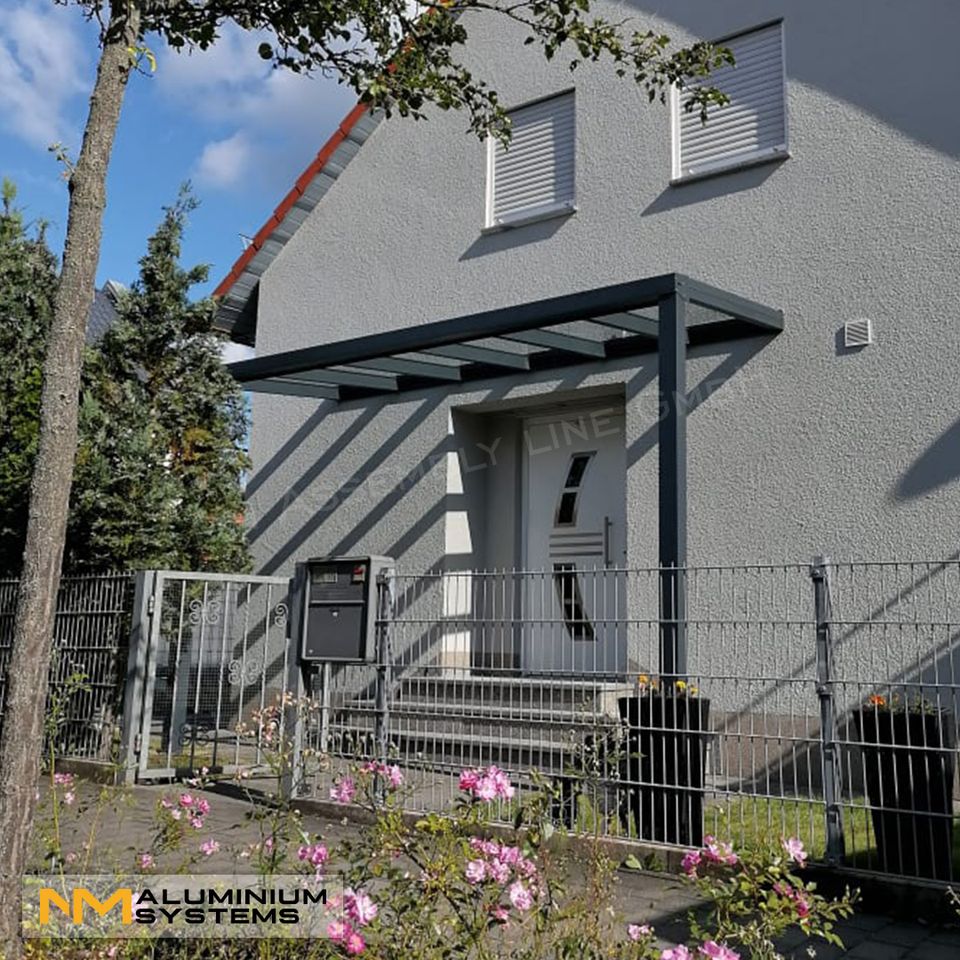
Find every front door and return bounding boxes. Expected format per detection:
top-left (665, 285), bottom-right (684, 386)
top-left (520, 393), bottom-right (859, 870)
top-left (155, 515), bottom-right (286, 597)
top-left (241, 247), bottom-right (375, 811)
top-left (521, 408), bottom-right (627, 675)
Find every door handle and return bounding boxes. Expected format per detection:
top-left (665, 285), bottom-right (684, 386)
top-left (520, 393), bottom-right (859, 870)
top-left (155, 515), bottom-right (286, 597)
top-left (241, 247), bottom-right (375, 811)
top-left (603, 516), bottom-right (613, 567)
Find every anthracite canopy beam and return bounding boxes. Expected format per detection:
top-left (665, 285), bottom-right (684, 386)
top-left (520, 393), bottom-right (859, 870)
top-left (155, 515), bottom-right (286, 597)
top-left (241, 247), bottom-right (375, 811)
top-left (424, 343), bottom-right (531, 371)
top-left (677, 276), bottom-right (784, 333)
top-left (351, 357), bottom-right (463, 381)
top-left (501, 329), bottom-right (607, 358)
top-left (245, 378), bottom-right (340, 401)
top-left (591, 312), bottom-right (659, 338)
top-left (293, 368), bottom-right (399, 391)
top-left (228, 274), bottom-right (681, 387)
top-left (227, 274), bottom-right (780, 401)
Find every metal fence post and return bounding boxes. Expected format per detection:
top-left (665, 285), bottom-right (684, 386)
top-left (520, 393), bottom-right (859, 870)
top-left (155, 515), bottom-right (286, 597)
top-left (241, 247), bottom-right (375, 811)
top-left (119, 570), bottom-right (155, 785)
top-left (374, 567), bottom-right (395, 777)
top-left (811, 555), bottom-right (845, 864)
top-left (281, 569), bottom-right (305, 800)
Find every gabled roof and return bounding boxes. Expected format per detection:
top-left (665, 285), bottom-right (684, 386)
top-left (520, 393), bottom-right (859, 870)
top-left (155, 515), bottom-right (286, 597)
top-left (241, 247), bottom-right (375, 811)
top-left (212, 102), bottom-right (383, 345)
top-left (86, 280), bottom-right (126, 344)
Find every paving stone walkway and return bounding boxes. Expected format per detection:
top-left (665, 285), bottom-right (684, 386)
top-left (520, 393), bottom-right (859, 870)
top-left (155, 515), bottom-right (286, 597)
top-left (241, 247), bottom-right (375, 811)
top-left (39, 783), bottom-right (960, 959)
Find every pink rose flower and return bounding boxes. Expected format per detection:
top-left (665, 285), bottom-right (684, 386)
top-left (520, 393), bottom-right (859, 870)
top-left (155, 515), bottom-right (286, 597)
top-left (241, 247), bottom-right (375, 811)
top-left (298, 843), bottom-right (328, 867)
top-left (327, 919), bottom-right (347, 942)
top-left (491, 905), bottom-right (510, 924)
top-left (344, 888), bottom-right (377, 926)
top-left (53, 773), bottom-right (74, 786)
top-left (699, 941), bottom-right (740, 960)
top-left (498, 845), bottom-right (521, 865)
top-left (199, 839), bottom-right (220, 857)
top-left (195, 798), bottom-right (211, 815)
top-left (661, 947), bottom-right (691, 960)
top-left (458, 768), bottom-right (481, 791)
top-left (385, 764), bottom-right (403, 788)
top-left (63, 791), bottom-right (75, 806)
top-left (178, 793), bottom-right (194, 808)
top-left (190, 817), bottom-right (204, 830)
top-left (465, 860), bottom-right (487, 885)
top-left (702, 836), bottom-right (738, 866)
top-left (330, 776), bottom-right (357, 804)
top-left (680, 850), bottom-right (701, 875)
top-left (344, 929), bottom-right (366, 955)
top-left (474, 777), bottom-right (498, 801)
top-left (488, 860), bottom-right (510, 885)
top-left (485, 765), bottom-right (515, 799)
top-left (628, 924), bottom-right (652, 941)
top-left (782, 836), bottom-right (807, 867)
top-left (508, 881), bottom-right (533, 912)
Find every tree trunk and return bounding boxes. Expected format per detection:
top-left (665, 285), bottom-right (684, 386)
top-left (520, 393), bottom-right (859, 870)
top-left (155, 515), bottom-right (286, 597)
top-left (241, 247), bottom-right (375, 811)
top-left (0, 3), bottom-right (140, 954)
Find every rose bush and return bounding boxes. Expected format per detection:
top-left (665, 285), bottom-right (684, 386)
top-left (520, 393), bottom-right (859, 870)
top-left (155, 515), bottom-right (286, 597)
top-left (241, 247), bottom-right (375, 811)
top-left (22, 690), bottom-right (858, 959)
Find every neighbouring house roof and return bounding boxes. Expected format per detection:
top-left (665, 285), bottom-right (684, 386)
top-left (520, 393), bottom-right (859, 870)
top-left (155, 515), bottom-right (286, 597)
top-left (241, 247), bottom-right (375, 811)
top-left (212, 102), bottom-right (383, 346)
top-left (86, 280), bottom-right (126, 344)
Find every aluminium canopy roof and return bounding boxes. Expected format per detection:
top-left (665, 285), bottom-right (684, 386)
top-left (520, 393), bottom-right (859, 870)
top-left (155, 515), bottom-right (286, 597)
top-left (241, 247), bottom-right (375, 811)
top-left (226, 273), bottom-right (783, 403)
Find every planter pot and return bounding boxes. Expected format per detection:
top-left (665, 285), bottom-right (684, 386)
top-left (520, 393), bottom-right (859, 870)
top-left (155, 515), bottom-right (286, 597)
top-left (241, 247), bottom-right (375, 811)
top-left (855, 707), bottom-right (956, 880)
top-left (618, 694), bottom-right (710, 846)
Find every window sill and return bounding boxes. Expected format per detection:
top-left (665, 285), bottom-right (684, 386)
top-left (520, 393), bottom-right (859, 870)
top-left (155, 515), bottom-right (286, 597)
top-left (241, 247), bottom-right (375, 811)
top-left (670, 147), bottom-right (790, 187)
top-left (481, 202), bottom-right (576, 235)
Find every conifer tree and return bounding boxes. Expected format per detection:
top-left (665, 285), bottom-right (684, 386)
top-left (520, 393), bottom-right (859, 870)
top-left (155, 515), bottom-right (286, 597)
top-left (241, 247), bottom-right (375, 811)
top-left (0, 182), bottom-right (57, 571)
top-left (70, 188), bottom-right (251, 572)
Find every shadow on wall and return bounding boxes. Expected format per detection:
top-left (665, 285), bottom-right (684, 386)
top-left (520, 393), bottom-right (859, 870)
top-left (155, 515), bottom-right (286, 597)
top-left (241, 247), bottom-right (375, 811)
top-left (459, 212), bottom-right (571, 261)
top-left (248, 369), bottom-right (585, 577)
top-left (629, 0), bottom-right (960, 161)
top-left (894, 417), bottom-right (960, 502)
top-left (642, 159), bottom-right (785, 217)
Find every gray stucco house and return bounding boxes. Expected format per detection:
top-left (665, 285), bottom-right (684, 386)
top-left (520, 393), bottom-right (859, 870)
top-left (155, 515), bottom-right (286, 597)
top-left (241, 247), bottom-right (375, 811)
top-left (213, 0), bottom-right (960, 681)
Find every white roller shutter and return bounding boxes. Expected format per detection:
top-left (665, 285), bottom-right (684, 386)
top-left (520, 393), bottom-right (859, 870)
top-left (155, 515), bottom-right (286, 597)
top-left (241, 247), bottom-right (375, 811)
top-left (486, 91), bottom-right (576, 229)
top-left (672, 21), bottom-right (787, 181)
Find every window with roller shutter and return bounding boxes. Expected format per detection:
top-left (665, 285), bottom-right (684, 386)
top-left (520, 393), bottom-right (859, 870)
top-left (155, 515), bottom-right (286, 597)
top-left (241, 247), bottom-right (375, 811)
top-left (485, 90), bottom-right (576, 230)
top-left (671, 20), bottom-right (788, 182)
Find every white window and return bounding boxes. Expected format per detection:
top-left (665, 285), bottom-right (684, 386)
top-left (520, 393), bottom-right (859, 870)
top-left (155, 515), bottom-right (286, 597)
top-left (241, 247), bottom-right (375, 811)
top-left (671, 20), bottom-right (788, 182)
top-left (485, 90), bottom-right (576, 230)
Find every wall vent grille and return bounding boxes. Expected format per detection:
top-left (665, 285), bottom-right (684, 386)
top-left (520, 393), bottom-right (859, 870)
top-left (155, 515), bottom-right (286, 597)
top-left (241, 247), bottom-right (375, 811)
top-left (844, 318), bottom-right (874, 348)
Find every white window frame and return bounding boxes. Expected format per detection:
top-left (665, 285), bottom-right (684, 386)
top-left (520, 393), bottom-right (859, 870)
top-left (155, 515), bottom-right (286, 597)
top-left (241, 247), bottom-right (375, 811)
top-left (484, 89), bottom-right (577, 232)
top-left (670, 19), bottom-right (789, 184)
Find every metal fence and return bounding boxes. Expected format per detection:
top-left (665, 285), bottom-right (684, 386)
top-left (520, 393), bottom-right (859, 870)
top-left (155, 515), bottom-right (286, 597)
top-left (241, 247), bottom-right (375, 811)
top-left (134, 571), bottom-right (294, 781)
top-left (297, 560), bottom-right (960, 887)
top-left (0, 571), bottom-right (136, 763)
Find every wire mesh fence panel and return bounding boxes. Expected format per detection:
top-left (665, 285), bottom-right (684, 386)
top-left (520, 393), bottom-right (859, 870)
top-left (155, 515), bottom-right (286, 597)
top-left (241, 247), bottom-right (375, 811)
top-left (829, 560), bottom-right (960, 883)
top-left (0, 572), bottom-right (136, 762)
top-left (291, 559), bottom-right (960, 890)
top-left (138, 572), bottom-right (293, 780)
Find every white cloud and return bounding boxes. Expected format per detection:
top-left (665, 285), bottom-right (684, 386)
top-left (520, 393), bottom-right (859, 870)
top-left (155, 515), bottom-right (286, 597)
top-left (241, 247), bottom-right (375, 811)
top-left (157, 23), bottom-right (354, 198)
top-left (195, 131), bottom-right (254, 189)
top-left (0, 3), bottom-right (90, 149)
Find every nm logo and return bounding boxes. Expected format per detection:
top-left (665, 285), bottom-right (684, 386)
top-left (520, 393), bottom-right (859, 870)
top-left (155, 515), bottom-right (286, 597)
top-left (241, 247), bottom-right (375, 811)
top-left (39, 888), bottom-right (133, 926)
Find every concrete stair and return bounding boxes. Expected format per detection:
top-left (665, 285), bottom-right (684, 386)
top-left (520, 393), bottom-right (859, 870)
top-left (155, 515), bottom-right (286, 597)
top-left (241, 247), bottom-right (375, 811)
top-left (324, 674), bottom-right (632, 775)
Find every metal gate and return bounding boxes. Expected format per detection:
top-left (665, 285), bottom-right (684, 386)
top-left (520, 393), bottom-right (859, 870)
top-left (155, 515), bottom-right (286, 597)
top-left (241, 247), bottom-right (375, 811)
top-left (135, 571), bottom-right (294, 780)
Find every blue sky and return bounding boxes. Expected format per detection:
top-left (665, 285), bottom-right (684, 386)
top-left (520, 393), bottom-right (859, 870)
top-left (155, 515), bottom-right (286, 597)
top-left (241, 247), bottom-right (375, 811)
top-left (0, 1), bottom-right (355, 318)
